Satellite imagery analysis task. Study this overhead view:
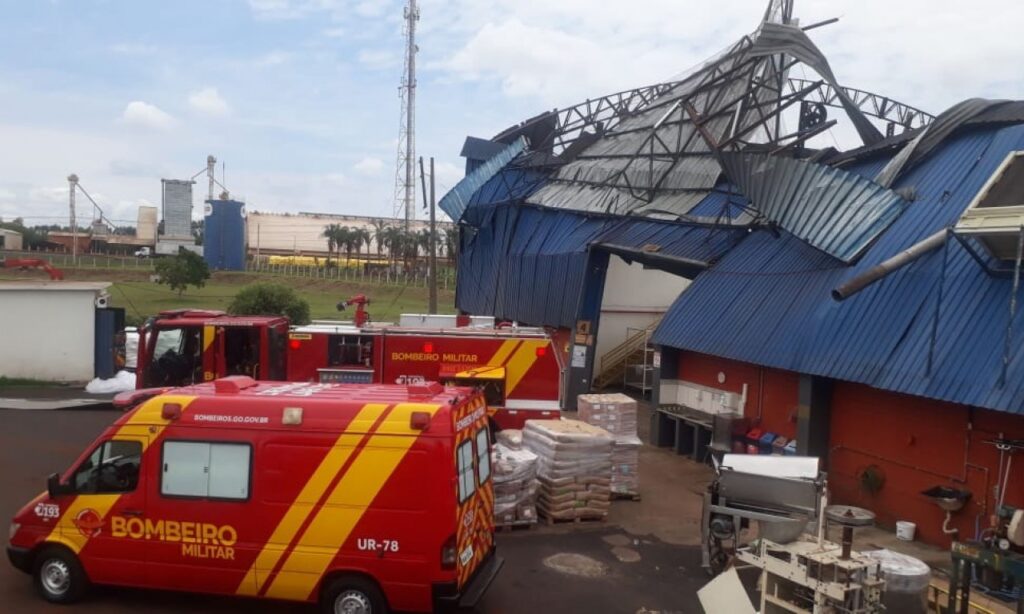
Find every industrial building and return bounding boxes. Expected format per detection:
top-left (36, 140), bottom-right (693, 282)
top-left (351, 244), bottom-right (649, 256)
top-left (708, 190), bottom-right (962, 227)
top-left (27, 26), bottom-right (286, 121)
top-left (0, 281), bottom-right (114, 382)
top-left (246, 211), bottom-right (453, 257)
top-left (441, 1), bottom-right (1024, 547)
top-left (0, 228), bottom-right (23, 250)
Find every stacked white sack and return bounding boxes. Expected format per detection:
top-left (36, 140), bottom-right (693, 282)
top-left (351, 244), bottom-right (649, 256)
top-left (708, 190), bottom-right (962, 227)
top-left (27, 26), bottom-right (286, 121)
top-left (523, 419), bottom-right (613, 521)
top-left (492, 443), bottom-right (539, 525)
top-left (578, 393), bottom-right (641, 496)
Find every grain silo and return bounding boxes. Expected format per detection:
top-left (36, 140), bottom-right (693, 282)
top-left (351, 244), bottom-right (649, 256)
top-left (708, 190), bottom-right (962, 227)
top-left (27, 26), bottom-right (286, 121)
top-left (204, 199), bottom-right (246, 270)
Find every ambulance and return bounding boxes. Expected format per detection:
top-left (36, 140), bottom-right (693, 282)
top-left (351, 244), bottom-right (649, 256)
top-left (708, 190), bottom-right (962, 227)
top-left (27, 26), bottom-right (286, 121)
top-left (6, 377), bottom-right (502, 613)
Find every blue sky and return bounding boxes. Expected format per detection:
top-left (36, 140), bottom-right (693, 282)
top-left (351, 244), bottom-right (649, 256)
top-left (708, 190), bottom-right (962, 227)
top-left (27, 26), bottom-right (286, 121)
top-left (0, 0), bottom-right (1021, 227)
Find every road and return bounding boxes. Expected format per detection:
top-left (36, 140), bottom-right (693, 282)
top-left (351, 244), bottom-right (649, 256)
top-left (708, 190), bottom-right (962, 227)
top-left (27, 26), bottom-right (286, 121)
top-left (0, 408), bottom-right (726, 613)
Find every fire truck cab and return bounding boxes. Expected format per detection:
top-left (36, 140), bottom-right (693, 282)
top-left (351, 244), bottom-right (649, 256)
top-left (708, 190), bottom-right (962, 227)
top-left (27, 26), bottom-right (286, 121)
top-left (137, 310), bottom-right (289, 388)
top-left (7, 378), bottom-right (502, 613)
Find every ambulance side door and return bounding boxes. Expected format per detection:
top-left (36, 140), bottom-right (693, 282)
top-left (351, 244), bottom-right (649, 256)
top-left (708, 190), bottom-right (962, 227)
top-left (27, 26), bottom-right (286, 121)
top-left (147, 436), bottom-right (256, 595)
top-left (59, 434), bottom-right (149, 586)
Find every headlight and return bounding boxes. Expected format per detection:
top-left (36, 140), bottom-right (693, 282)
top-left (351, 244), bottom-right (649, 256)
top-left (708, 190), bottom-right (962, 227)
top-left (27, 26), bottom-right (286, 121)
top-left (9, 522), bottom-right (20, 541)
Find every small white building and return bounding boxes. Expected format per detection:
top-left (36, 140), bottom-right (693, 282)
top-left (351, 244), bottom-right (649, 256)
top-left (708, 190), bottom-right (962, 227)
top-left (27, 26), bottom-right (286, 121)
top-left (0, 282), bottom-right (110, 382)
top-left (0, 228), bottom-right (23, 251)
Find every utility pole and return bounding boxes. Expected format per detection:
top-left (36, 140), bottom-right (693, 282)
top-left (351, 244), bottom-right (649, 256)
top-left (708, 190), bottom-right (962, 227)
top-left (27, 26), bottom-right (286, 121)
top-left (67, 174), bottom-right (78, 264)
top-left (393, 0), bottom-right (419, 228)
top-left (419, 156), bottom-right (437, 314)
top-left (429, 157), bottom-right (437, 314)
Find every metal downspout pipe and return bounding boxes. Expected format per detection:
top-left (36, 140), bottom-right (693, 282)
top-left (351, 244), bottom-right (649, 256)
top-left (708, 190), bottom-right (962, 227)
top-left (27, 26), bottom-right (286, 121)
top-left (831, 229), bottom-right (948, 301)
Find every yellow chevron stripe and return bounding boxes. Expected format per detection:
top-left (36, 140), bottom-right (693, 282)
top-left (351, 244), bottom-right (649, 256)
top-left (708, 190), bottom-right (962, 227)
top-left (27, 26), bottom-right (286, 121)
top-left (505, 340), bottom-right (548, 393)
top-left (237, 403), bottom-right (389, 596)
top-left (203, 325), bottom-right (215, 351)
top-left (264, 402), bottom-right (441, 601)
top-left (45, 394), bottom-right (197, 554)
top-left (486, 340), bottom-right (519, 367)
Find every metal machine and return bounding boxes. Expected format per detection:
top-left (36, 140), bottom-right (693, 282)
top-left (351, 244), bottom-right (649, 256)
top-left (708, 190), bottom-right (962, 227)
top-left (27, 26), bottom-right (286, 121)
top-left (702, 454), bottom-right (885, 613)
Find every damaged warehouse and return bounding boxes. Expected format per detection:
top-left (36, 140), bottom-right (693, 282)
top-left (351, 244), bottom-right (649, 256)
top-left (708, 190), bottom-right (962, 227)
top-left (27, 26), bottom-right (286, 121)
top-left (442, 0), bottom-right (1024, 551)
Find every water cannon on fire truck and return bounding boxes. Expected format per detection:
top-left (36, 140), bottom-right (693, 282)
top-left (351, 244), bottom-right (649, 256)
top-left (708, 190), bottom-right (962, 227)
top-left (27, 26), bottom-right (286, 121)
top-left (336, 294), bottom-right (370, 327)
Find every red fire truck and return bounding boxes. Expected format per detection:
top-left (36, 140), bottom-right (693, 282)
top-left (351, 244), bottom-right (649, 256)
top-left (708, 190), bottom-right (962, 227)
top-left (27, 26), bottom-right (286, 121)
top-left (7, 378), bottom-right (502, 612)
top-left (136, 307), bottom-right (563, 429)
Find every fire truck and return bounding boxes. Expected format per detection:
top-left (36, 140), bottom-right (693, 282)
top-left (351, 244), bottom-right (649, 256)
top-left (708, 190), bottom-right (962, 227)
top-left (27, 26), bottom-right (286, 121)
top-left (136, 301), bottom-right (564, 429)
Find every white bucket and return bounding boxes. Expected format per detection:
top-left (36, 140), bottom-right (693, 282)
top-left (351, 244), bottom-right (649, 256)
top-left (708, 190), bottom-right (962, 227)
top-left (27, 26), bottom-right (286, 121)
top-left (896, 521), bottom-right (916, 541)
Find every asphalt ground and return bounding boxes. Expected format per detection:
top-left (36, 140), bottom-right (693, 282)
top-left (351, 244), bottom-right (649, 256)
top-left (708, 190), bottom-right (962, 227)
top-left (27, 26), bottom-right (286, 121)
top-left (0, 408), bottom-right (745, 613)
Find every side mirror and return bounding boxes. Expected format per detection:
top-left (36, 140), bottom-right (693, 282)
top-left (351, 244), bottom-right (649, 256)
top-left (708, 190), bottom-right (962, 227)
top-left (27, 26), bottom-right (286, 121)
top-left (46, 473), bottom-right (70, 498)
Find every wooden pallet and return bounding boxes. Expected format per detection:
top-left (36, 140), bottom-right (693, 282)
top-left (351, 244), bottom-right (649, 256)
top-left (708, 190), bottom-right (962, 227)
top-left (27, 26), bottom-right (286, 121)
top-left (611, 491), bottom-right (642, 501)
top-left (541, 514), bottom-right (608, 526)
top-left (495, 520), bottom-right (537, 532)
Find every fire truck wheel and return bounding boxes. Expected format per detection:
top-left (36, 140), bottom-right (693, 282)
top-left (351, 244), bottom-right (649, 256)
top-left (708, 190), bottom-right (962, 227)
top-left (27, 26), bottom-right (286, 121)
top-left (321, 575), bottom-right (388, 614)
top-left (33, 546), bottom-right (89, 604)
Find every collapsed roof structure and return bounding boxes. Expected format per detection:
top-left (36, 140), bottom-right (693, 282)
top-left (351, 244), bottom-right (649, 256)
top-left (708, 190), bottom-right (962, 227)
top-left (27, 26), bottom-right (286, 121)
top-left (441, 0), bottom-right (1024, 414)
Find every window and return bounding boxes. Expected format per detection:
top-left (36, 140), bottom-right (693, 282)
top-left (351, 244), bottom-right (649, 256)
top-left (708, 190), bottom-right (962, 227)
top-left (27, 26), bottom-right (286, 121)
top-left (456, 439), bottom-right (476, 502)
top-left (71, 440), bottom-right (142, 494)
top-left (162, 441), bottom-right (251, 500)
top-left (475, 428), bottom-right (491, 484)
top-left (146, 326), bottom-right (202, 387)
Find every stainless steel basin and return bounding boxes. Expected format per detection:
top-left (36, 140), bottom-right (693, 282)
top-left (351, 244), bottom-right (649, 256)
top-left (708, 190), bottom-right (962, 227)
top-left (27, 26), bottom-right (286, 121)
top-left (921, 486), bottom-right (971, 512)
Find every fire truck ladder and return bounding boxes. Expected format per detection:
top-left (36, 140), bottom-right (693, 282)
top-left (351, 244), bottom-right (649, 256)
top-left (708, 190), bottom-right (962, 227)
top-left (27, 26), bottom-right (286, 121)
top-left (593, 318), bottom-right (661, 391)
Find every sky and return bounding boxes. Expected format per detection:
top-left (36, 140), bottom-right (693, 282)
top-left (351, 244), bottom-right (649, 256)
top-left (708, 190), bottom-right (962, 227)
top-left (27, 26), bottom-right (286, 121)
top-left (0, 0), bottom-right (1021, 228)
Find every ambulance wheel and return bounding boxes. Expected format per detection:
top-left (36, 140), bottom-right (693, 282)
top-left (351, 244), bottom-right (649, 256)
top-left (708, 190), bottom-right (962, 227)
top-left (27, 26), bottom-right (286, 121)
top-left (321, 575), bottom-right (388, 614)
top-left (33, 546), bottom-right (88, 604)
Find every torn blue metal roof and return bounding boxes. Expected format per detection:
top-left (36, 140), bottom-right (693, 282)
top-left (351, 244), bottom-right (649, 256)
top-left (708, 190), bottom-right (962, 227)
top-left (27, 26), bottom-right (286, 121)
top-left (655, 122), bottom-right (1024, 414)
top-left (720, 152), bottom-right (908, 263)
top-left (457, 204), bottom-right (747, 328)
top-left (439, 137), bottom-right (527, 222)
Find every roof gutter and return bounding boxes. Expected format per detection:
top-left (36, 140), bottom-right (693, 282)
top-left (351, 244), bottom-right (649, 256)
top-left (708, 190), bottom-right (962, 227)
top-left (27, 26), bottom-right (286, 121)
top-left (831, 229), bottom-right (948, 301)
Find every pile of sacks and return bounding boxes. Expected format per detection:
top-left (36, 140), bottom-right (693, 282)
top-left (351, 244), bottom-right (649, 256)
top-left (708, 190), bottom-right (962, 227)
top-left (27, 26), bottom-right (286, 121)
top-left (578, 393), bottom-right (642, 497)
top-left (492, 430), bottom-right (539, 526)
top-left (523, 419), bottom-right (613, 521)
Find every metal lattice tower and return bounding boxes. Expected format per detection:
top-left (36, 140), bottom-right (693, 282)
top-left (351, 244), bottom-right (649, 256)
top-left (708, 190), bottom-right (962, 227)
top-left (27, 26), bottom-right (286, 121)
top-left (393, 0), bottom-right (419, 226)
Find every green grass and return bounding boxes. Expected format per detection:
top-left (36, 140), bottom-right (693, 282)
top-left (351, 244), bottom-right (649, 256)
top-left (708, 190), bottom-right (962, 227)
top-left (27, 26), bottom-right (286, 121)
top-left (0, 264), bottom-right (458, 324)
top-left (106, 272), bottom-right (456, 324)
top-left (0, 376), bottom-right (64, 389)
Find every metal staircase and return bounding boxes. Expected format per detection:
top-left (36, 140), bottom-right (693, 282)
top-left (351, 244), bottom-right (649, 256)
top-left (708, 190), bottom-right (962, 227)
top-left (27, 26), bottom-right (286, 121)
top-left (593, 318), bottom-right (661, 391)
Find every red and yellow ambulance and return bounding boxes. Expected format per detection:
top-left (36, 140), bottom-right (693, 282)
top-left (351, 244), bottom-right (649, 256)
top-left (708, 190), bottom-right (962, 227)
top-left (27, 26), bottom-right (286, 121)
top-left (7, 377), bottom-right (502, 613)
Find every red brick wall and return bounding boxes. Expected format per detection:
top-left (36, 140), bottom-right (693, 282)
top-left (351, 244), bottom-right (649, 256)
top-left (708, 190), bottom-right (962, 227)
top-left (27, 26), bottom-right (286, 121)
top-left (676, 351), bottom-right (800, 439)
top-left (829, 381), bottom-right (1024, 546)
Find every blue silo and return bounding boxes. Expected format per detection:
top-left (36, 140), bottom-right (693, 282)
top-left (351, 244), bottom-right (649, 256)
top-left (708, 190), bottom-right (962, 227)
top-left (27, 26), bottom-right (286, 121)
top-left (204, 199), bottom-right (246, 271)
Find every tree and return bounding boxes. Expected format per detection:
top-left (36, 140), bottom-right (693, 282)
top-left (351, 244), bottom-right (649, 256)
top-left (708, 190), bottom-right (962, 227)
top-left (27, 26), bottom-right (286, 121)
top-left (370, 219), bottom-right (388, 258)
top-left (228, 282), bottom-right (311, 325)
top-left (153, 249), bottom-right (210, 297)
top-left (322, 223), bottom-right (342, 264)
top-left (352, 227), bottom-right (371, 260)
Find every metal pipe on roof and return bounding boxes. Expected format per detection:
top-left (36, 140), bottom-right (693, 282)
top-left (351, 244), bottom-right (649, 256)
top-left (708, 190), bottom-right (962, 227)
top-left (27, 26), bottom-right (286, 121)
top-left (831, 229), bottom-right (948, 301)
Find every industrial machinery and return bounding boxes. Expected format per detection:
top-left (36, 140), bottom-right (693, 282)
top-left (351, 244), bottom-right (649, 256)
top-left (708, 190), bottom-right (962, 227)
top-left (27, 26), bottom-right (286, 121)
top-left (702, 455), bottom-right (885, 613)
top-left (0, 257), bottom-right (64, 280)
top-left (946, 438), bottom-right (1024, 613)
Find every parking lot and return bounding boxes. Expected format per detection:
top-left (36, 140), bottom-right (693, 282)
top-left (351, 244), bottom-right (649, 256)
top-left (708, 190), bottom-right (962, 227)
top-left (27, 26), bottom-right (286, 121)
top-left (0, 406), bottom-right (730, 613)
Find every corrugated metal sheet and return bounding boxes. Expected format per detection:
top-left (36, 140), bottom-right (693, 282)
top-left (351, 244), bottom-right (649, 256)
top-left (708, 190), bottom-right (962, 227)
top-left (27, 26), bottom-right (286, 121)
top-left (439, 137), bottom-right (527, 221)
top-left (654, 122), bottom-right (1024, 415)
top-left (456, 204), bottom-right (747, 328)
top-left (720, 153), bottom-right (908, 262)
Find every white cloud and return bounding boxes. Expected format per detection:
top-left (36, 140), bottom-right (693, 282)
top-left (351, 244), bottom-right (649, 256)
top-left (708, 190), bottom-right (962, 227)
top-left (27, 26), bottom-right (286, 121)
top-left (353, 156), bottom-right (385, 176)
top-left (29, 186), bottom-right (69, 204)
top-left (188, 87), bottom-right (231, 117)
top-left (121, 101), bottom-right (174, 130)
top-left (0, 188), bottom-right (17, 202)
top-left (357, 48), bottom-right (398, 70)
top-left (323, 26), bottom-right (346, 38)
top-left (254, 51), bottom-right (293, 67)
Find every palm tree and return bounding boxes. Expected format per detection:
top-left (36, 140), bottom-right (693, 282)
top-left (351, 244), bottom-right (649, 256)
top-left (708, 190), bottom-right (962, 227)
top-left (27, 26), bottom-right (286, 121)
top-left (370, 219), bottom-right (388, 259)
top-left (322, 223), bottom-right (341, 264)
top-left (352, 227), bottom-right (371, 260)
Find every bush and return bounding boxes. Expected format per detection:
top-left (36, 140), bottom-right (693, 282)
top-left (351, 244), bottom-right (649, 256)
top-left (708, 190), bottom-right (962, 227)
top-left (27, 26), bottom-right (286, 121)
top-left (153, 249), bottom-right (210, 296)
top-left (228, 283), bottom-right (311, 325)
